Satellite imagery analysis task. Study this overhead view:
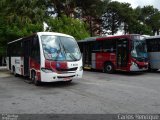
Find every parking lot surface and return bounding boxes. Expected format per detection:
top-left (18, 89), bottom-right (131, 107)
top-left (0, 68), bottom-right (160, 114)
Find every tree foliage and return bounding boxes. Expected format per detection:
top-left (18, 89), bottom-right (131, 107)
top-left (0, 0), bottom-right (48, 56)
top-left (0, 0), bottom-right (47, 33)
top-left (50, 0), bottom-right (110, 36)
top-left (140, 6), bottom-right (160, 35)
top-left (102, 2), bottom-right (160, 35)
top-left (46, 15), bottom-right (90, 40)
top-left (102, 1), bottom-right (122, 35)
top-left (78, 0), bottom-right (110, 36)
top-left (1, 0), bottom-right (160, 57)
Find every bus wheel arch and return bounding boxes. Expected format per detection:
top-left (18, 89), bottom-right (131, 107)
top-left (31, 70), bottom-right (41, 86)
top-left (103, 61), bottom-right (115, 74)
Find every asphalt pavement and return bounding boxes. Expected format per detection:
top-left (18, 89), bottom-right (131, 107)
top-left (0, 68), bottom-right (160, 114)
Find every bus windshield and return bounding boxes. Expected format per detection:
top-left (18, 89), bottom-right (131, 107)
top-left (41, 35), bottom-right (81, 61)
top-left (131, 40), bottom-right (148, 59)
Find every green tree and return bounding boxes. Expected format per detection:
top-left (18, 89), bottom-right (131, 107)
top-left (46, 15), bottom-right (90, 40)
top-left (78, 0), bottom-right (110, 36)
top-left (140, 6), bottom-right (160, 35)
top-left (130, 21), bottom-right (152, 35)
top-left (118, 3), bottom-right (136, 34)
top-left (131, 7), bottom-right (152, 35)
top-left (102, 1), bottom-right (122, 35)
top-left (0, 0), bottom-right (48, 56)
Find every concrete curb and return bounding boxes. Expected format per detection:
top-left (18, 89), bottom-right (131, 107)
top-left (0, 66), bottom-right (7, 70)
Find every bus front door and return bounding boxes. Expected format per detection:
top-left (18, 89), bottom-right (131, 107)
top-left (23, 40), bottom-right (30, 76)
top-left (83, 42), bottom-right (92, 69)
top-left (116, 38), bottom-right (128, 69)
top-left (8, 46), bottom-right (11, 70)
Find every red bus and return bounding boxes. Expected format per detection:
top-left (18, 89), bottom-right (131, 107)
top-left (6, 32), bottom-right (83, 85)
top-left (78, 34), bottom-right (148, 73)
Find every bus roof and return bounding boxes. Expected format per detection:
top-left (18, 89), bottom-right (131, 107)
top-left (146, 35), bottom-right (160, 39)
top-left (8, 32), bottom-right (74, 44)
top-left (37, 32), bottom-right (74, 38)
top-left (78, 34), bottom-right (140, 42)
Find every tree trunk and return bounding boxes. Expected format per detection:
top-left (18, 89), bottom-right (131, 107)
top-left (153, 29), bottom-right (156, 35)
top-left (157, 29), bottom-right (159, 35)
top-left (111, 16), bottom-right (115, 35)
top-left (89, 16), bottom-right (93, 37)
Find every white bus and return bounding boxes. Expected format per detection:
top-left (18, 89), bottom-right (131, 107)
top-left (146, 35), bottom-right (160, 71)
top-left (6, 32), bottom-right (83, 85)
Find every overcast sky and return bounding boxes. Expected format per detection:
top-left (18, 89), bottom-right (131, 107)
top-left (112, 0), bottom-right (160, 10)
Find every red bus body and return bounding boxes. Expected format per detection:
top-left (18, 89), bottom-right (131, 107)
top-left (78, 34), bottom-right (148, 73)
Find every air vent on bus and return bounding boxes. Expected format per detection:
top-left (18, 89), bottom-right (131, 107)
top-left (56, 67), bottom-right (78, 71)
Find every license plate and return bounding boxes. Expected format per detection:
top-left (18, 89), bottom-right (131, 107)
top-left (64, 77), bottom-right (71, 81)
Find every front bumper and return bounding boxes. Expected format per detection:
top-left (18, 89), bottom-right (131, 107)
top-left (40, 70), bottom-right (83, 82)
top-left (130, 63), bottom-right (148, 71)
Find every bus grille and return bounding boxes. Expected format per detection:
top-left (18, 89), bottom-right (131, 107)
top-left (57, 75), bottom-right (75, 78)
top-left (56, 67), bottom-right (78, 72)
top-left (136, 57), bottom-right (148, 62)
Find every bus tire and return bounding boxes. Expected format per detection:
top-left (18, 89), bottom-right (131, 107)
top-left (104, 62), bottom-right (114, 74)
top-left (31, 71), bottom-right (41, 86)
top-left (13, 66), bottom-right (18, 77)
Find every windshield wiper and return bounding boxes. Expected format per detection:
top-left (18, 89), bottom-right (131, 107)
top-left (55, 43), bottom-right (63, 61)
top-left (61, 44), bottom-right (77, 61)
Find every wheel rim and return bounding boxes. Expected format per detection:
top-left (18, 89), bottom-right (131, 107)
top-left (32, 72), bottom-right (40, 86)
top-left (106, 65), bottom-right (112, 72)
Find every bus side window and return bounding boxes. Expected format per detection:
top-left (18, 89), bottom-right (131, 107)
top-left (157, 38), bottom-right (160, 52)
top-left (147, 39), bottom-right (160, 52)
top-left (31, 36), bottom-right (40, 63)
top-left (103, 39), bottom-right (116, 52)
top-left (92, 41), bottom-right (102, 52)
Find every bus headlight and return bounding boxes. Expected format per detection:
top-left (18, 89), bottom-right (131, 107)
top-left (41, 68), bottom-right (53, 73)
top-left (131, 62), bottom-right (137, 66)
top-left (145, 62), bottom-right (148, 65)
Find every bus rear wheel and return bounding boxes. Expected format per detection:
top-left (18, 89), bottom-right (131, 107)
top-left (104, 62), bottom-right (114, 74)
top-left (31, 71), bottom-right (41, 86)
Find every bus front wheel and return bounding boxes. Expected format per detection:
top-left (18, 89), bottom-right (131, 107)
top-left (31, 71), bottom-right (41, 86)
top-left (104, 62), bottom-right (114, 74)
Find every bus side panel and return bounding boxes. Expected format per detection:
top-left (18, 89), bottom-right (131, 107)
top-left (95, 53), bottom-right (116, 70)
top-left (6, 57), bottom-right (9, 70)
top-left (148, 52), bottom-right (160, 69)
top-left (30, 58), bottom-right (41, 81)
top-left (95, 53), bottom-right (103, 70)
top-left (11, 57), bottom-right (23, 75)
top-left (91, 53), bottom-right (96, 69)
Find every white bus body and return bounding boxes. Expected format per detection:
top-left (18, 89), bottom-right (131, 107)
top-left (146, 35), bottom-right (160, 71)
top-left (6, 32), bottom-right (83, 85)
